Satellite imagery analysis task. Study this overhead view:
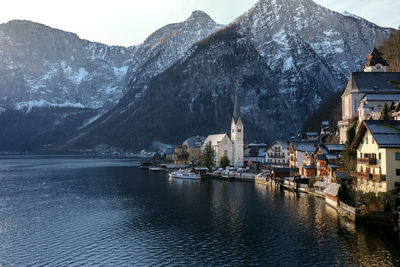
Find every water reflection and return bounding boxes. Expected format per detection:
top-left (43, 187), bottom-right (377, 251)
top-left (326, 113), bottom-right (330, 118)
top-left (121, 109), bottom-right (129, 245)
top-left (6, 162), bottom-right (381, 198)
top-left (0, 156), bottom-right (400, 265)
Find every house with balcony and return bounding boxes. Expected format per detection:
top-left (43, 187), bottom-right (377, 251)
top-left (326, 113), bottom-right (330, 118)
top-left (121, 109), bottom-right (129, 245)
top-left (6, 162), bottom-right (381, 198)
top-left (351, 120), bottom-right (400, 193)
top-left (289, 142), bottom-right (319, 169)
top-left (338, 47), bottom-right (400, 144)
top-left (265, 141), bottom-right (290, 166)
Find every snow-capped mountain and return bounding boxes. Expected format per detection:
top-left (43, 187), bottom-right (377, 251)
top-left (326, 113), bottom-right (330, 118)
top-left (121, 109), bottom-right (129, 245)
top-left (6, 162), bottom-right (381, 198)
top-left (0, 0), bottom-right (394, 152)
top-left (126, 10), bottom-right (223, 98)
top-left (0, 20), bottom-right (133, 110)
top-left (65, 0), bottom-right (392, 151)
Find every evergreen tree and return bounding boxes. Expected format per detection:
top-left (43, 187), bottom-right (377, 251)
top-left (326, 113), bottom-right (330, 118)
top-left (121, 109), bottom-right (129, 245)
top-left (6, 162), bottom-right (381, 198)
top-left (381, 103), bottom-right (389, 120)
top-left (219, 155), bottom-right (230, 169)
top-left (200, 142), bottom-right (215, 170)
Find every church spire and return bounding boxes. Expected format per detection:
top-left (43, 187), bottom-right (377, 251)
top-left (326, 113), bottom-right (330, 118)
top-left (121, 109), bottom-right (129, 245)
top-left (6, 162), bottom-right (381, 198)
top-left (233, 80), bottom-right (241, 123)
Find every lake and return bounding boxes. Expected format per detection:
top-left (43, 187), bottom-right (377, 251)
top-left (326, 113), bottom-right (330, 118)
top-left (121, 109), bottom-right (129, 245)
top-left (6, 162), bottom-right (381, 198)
top-left (0, 156), bottom-right (399, 266)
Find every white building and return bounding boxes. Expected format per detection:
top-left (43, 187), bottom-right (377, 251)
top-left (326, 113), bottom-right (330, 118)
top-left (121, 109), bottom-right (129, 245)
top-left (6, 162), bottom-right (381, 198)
top-left (202, 82), bottom-right (244, 167)
top-left (338, 47), bottom-right (400, 144)
top-left (265, 141), bottom-right (290, 166)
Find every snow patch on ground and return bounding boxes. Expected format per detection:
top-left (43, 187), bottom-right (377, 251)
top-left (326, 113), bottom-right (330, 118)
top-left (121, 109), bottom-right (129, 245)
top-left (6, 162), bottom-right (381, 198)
top-left (79, 111), bottom-right (106, 129)
top-left (113, 66), bottom-right (128, 78)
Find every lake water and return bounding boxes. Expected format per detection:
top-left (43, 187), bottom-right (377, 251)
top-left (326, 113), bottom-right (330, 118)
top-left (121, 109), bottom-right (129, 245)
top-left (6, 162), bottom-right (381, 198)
top-left (0, 156), bottom-right (399, 266)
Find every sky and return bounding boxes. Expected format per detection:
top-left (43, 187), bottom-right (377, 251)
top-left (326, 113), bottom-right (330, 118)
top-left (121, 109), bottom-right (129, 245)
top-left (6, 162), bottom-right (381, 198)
top-left (0, 0), bottom-right (399, 47)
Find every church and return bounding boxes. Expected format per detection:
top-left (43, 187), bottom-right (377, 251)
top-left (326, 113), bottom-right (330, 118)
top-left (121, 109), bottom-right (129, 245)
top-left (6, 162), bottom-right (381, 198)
top-left (338, 46), bottom-right (400, 144)
top-left (202, 82), bottom-right (244, 167)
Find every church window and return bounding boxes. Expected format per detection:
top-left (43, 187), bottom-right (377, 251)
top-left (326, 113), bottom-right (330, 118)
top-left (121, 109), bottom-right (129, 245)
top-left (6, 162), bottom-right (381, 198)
top-left (237, 129), bottom-right (241, 133)
top-left (232, 129), bottom-right (234, 133)
top-left (224, 150), bottom-right (228, 156)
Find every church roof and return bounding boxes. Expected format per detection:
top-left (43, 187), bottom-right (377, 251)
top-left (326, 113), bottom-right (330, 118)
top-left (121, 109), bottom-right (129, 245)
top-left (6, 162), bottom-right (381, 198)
top-left (233, 81), bottom-right (241, 123)
top-left (342, 72), bottom-right (400, 97)
top-left (363, 47), bottom-right (389, 69)
top-left (360, 94), bottom-right (400, 103)
top-left (204, 134), bottom-right (231, 146)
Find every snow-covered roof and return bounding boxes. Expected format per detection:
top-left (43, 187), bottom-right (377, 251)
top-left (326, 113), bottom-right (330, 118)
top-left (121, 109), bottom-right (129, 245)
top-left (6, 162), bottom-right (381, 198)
top-left (314, 181), bottom-right (329, 188)
top-left (323, 183), bottom-right (340, 197)
top-left (352, 121), bottom-right (400, 149)
top-left (361, 94), bottom-right (400, 103)
top-left (204, 134), bottom-right (230, 146)
top-left (292, 142), bottom-right (319, 154)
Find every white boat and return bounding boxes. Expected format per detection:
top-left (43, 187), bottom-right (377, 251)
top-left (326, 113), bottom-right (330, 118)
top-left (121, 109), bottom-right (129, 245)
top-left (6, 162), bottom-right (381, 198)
top-left (149, 167), bottom-right (163, 171)
top-left (169, 169), bottom-right (201, 180)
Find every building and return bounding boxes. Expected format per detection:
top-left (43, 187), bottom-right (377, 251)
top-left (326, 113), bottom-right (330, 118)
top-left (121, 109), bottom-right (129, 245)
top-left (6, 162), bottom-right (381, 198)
top-left (289, 142), bottom-right (319, 169)
top-left (265, 141), bottom-right (290, 166)
top-left (202, 82), bottom-right (244, 167)
top-left (338, 47), bottom-right (400, 144)
top-left (244, 143), bottom-right (268, 165)
top-left (351, 120), bottom-right (400, 193)
top-left (183, 136), bottom-right (206, 163)
top-left (202, 134), bottom-right (233, 167)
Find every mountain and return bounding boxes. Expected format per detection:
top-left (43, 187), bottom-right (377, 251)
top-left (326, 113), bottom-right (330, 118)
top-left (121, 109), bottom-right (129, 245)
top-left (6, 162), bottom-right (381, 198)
top-left (63, 0), bottom-right (392, 151)
top-left (0, 12), bottom-right (223, 152)
top-left (0, 20), bottom-right (133, 110)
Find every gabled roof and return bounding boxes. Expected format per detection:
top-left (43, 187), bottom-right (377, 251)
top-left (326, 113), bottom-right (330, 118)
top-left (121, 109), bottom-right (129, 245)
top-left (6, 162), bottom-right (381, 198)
top-left (360, 94), bottom-right (400, 103)
top-left (324, 144), bottom-right (345, 153)
top-left (351, 120), bottom-right (400, 149)
top-left (204, 134), bottom-right (231, 146)
top-left (184, 136), bottom-right (206, 148)
top-left (267, 140), bottom-right (290, 151)
top-left (323, 183), bottom-right (340, 197)
top-left (342, 72), bottom-right (400, 97)
top-left (291, 142), bottom-right (319, 154)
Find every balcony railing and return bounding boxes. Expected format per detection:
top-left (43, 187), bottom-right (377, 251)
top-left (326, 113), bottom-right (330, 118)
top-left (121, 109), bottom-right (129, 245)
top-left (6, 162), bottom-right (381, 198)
top-left (268, 154), bottom-right (286, 158)
top-left (355, 172), bottom-right (386, 182)
top-left (357, 158), bottom-right (377, 165)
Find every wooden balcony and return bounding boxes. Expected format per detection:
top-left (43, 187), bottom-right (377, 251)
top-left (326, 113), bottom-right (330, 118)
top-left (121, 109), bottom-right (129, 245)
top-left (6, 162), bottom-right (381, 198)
top-left (355, 172), bottom-right (386, 182)
top-left (357, 157), bottom-right (377, 165)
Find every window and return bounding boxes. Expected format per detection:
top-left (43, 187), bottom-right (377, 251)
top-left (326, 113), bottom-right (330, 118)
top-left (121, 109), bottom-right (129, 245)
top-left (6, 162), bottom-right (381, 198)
top-left (396, 152), bottom-right (400, 160)
top-left (379, 153), bottom-right (381, 160)
top-left (232, 129), bottom-right (234, 133)
top-left (360, 153), bottom-right (363, 158)
top-left (237, 129), bottom-right (241, 133)
top-left (397, 169), bottom-right (400, 176)
top-left (366, 136), bottom-right (368, 144)
top-left (224, 150), bottom-right (228, 156)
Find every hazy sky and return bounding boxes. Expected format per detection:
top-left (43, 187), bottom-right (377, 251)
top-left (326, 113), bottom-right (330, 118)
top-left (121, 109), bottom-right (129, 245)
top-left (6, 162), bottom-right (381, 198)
top-left (0, 0), bottom-right (399, 47)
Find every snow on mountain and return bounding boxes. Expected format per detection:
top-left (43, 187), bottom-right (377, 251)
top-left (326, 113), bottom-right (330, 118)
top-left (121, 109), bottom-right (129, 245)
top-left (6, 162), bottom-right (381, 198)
top-left (65, 0), bottom-right (393, 151)
top-left (0, 20), bottom-right (133, 110)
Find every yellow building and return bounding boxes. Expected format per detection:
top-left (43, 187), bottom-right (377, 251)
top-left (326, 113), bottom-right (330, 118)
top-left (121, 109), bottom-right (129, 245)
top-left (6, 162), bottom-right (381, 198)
top-left (174, 136), bottom-right (206, 165)
top-left (183, 136), bottom-right (206, 163)
top-left (351, 120), bottom-right (400, 193)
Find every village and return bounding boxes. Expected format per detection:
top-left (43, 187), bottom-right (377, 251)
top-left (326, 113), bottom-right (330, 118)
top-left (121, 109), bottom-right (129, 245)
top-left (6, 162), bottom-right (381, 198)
top-left (142, 46), bottom-right (400, 229)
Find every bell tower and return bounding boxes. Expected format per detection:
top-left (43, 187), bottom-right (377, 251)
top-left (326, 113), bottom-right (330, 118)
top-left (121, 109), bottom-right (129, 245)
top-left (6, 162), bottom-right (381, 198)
top-left (362, 45), bottom-right (389, 72)
top-left (231, 80), bottom-right (244, 167)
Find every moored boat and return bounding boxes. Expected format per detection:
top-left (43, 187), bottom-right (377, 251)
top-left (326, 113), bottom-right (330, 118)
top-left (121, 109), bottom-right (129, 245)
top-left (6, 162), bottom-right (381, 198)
top-left (149, 167), bottom-right (163, 171)
top-left (169, 169), bottom-right (201, 180)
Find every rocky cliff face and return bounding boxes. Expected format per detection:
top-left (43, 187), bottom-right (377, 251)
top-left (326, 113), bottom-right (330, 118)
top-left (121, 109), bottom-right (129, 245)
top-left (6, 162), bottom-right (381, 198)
top-left (65, 0), bottom-right (392, 151)
top-left (0, 0), bottom-right (394, 152)
top-left (0, 20), bottom-right (133, 110)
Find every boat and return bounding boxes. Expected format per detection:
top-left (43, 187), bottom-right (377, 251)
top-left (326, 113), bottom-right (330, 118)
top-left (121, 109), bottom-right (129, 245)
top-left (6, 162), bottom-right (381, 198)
top-left (149, 167), bottom-right (163, 171)
top-left (169, 169), bottom-right (201, 180)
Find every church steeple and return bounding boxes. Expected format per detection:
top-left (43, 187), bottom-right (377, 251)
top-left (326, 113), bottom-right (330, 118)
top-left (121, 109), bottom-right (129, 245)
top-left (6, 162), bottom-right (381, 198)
top-left (233, 80), bottom-right (241, 123)
top-left (362, 45), bottom-right (389, 72)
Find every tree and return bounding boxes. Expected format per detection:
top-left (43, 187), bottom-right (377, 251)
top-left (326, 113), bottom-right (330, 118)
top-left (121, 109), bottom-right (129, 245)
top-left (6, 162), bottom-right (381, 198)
top-left (342, 119), bottom-right (358, 171)
top-left (338, 183), bottom-right (355, 205)
top-left (219, 155), bottom-right (230, 169)
top-left (200, 142), bottom-right (215, 170)
top-left (381, 103), bottom-right (390, 120)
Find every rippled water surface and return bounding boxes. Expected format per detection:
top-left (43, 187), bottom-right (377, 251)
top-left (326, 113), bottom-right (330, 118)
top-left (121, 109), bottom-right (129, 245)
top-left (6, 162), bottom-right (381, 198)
top-left (1, 156), bottom-right (400, 266)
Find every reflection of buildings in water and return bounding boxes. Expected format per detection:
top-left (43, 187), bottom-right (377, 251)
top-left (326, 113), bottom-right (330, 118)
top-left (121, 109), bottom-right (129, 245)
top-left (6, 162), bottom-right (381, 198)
top-left (208, 181), bottom-right (248, 236)
top-left (254, 183), bottom-right (268, 200)
top-left (337, 226), bottom-right (397, 265)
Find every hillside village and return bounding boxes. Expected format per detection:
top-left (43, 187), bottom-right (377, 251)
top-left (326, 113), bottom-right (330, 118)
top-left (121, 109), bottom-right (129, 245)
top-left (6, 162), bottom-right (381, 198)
top-left (153, 45), bottom-right (400, 225)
